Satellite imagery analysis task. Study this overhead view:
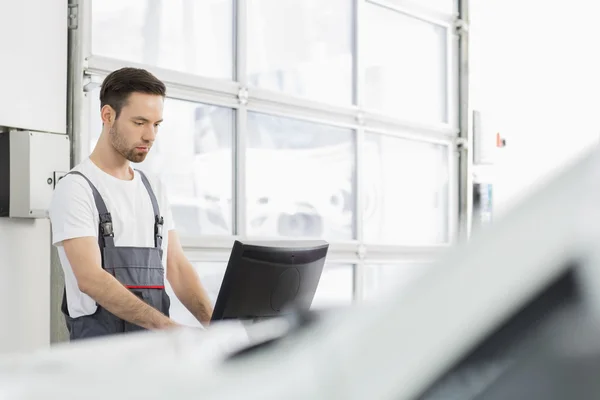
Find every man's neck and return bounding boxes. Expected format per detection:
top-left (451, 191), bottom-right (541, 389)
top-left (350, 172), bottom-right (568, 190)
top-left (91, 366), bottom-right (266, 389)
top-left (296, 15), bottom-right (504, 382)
top-left (90, 138), bottom-right (134, 181)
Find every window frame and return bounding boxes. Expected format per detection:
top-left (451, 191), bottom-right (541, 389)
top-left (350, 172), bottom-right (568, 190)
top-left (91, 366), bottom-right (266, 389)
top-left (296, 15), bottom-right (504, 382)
top-left (68, 0), bottom-right (468, 302)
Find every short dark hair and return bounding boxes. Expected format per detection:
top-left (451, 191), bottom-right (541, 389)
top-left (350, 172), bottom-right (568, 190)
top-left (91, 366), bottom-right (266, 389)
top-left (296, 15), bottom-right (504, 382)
top-left (99, 67), bottom-right (166, 119)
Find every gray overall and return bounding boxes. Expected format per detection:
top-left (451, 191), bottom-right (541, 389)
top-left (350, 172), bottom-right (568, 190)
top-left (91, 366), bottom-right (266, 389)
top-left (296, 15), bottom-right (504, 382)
top-left (61, 170), bottom-right (171, 340)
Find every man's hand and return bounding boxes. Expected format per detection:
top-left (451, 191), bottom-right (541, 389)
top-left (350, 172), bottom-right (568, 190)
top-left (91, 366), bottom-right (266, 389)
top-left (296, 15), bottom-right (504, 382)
top-left (62, 236), bottom-right (178, 330)
top-left (166, 230), bottom-right (214, 325)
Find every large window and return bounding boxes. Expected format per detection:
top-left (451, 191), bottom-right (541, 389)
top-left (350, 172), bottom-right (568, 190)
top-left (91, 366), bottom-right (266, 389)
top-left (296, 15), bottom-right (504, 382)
top-left (77, 0), bottom-right (462, 308)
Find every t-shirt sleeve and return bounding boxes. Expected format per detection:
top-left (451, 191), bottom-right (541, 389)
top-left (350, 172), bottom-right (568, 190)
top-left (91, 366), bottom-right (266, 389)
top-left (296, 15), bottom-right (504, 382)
top-left (48, 174), bottom-right (98, 246)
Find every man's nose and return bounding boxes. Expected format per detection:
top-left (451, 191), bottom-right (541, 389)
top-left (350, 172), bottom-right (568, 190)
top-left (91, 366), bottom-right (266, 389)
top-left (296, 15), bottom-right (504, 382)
top-left (142, 125), bottom-right (157, 142)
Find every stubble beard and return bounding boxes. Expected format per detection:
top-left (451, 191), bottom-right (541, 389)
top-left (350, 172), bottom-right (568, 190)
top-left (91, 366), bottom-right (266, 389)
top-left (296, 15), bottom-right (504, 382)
top-left (109, 123), bottom-right (148, 163)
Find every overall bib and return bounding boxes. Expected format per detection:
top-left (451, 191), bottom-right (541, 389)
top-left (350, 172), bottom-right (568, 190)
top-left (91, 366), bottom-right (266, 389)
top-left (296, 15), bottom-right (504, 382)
top-left (61, 170), bottom-right (171, 340)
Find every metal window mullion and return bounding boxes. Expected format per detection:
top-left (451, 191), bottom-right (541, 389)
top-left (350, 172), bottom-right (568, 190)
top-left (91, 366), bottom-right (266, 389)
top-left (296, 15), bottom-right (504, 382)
top-left (448, 31), bottom-right (460, 130)
top-left (353, 261), bottom-right (366, 303)
top-left (354, 0), bottom-right (363, 108)
top-left (354, 127), bottom-right (365, 301)
top-left (362, 255), bottom-right (438, 265)
top-left (155, 87), bottom-right (240, 109)
top-left (247, 89), bottom-right (359, 129)
top-left (182, 248), bottom-right (442, 264)
top-left (68, 0), bottom-right (85, 167)
top-left (365, 110), bottom-right (458, 137)
top-left (448, 139), bottom-right (460, 243)
top-left (73, 0), bottom-right (94, 166)
top-left (356, 126), bottom-right (365, 243)
top-left (244, 98), bottom-right (458, 138)
top-left (180, 236), bottom-right (447, 256)
top-left (79, 90), bottom-right (92, 161)
top-left (81, 0), bottom-right (92, 61)
top-left (234, 107), bottom-right (247, 237)
top-left (81, 72), bottom-right (240, 109)
top-left (361, 244), bottom-right (449, 261)
top-left (366, 125), bottom-right (456, 147)
top-left (457, 0), bottom-right (471, 241)
top-left (235, 0), bottom-right (247, 85)
top-left (232, 0), bottom-right (248, 239)
top-left (85, 55), bottom-right (240, 96)
top-left (354, 124), bottom-right (365, 303)
top-left (353, 0), bottom-right (365, 305)
top-left (183, 248), bottom-right (362, 264)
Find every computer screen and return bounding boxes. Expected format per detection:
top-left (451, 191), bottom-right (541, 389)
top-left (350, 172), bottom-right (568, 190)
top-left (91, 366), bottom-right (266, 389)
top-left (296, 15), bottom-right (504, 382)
top-left (211, 240), bottom-right (329, 322)
top-left (418, 262), bottom-right (600, 399)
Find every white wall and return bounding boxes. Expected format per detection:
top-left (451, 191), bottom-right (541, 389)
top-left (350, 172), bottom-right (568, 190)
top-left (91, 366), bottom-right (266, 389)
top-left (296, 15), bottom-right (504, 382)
top-left (471, 0), bottom-right (600, 216)
top-left (0, 0), bottom-right (67, 134)
top-left (0, 0), bottom-right (68, 353)
top-left (0, 219), bottom-right (51, 353)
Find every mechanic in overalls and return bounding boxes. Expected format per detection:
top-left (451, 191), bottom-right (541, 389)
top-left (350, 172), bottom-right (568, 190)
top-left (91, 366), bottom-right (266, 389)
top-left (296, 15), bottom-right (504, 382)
top-left (49, 67), bottom-right (213, 339)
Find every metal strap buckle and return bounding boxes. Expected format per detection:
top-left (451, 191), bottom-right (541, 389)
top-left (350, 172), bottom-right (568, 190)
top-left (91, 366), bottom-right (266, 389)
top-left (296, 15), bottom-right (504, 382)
top-left (99, 213), bottom-right (114, 237)
top-left (100, 222), bottom-right (114, 237)
top-left (155, 215), bottom-right (164, 239)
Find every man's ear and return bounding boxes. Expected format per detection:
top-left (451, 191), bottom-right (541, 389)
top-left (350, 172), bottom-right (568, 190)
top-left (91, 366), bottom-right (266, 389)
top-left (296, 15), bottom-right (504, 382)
top-left (100, 105), bottom-right (115, 125)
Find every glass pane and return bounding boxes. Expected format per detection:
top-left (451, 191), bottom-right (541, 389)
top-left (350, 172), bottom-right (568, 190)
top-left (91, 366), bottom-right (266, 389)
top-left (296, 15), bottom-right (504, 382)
top-left (312, 264), bottom-right (354, 309)
top-left (247, 0), bottom-right (353, 104)
top-left (246, 113), bottom-right (356, 239)
top-left (364, 3), bottom-right (447, 122)
top-left (363, 133), bottom-right (449, 244)
top-left (91, 0), bottom-right (233, 79)
top-left (363, 263), bottom-right (432, 300)
top-left (88, 89), bottom-right (234, 236)
top-left (169, 262), bottom-right (226, 327)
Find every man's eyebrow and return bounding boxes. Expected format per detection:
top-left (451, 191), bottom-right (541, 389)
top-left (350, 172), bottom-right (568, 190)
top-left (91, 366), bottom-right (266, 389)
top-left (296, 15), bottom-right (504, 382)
top-left (131, 116), bottom-right (163, 123)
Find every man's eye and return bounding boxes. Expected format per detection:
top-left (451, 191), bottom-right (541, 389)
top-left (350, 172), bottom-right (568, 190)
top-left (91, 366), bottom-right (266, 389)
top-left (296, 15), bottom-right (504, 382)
top-left (134, 122), bottom-right (144, 126)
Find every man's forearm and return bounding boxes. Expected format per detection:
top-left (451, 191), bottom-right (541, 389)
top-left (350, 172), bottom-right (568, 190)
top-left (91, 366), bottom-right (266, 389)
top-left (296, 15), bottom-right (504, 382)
top-left (168, 260), bottom-right (213, 324)
top-left (80, 270), bottom-right (178, 330)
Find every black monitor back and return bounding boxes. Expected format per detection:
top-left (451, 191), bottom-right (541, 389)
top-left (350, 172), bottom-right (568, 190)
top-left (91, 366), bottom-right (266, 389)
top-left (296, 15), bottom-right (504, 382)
top-left (211, 240), bottom-right (329, 322)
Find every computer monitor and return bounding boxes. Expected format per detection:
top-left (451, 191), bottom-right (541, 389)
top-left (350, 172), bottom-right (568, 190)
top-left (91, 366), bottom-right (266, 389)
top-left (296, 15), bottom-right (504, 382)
top-left (211, 240), bottom-right (329, 322)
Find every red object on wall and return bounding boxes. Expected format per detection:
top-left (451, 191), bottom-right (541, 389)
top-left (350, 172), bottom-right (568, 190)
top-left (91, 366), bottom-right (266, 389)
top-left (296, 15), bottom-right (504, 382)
top-left (496, 133), bottom-right (506, 148)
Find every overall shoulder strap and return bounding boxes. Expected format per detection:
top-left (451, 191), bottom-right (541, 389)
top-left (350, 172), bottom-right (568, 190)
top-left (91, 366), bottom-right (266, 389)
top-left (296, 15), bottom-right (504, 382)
top-left (64, 171), bottom-right (115, 248)
top-left (135, 169), bottom-right (163, 248)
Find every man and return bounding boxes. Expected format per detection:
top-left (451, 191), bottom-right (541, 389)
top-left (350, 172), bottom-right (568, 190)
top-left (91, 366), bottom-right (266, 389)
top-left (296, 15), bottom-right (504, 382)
top-left (49, 67), bottom-right (213, 340)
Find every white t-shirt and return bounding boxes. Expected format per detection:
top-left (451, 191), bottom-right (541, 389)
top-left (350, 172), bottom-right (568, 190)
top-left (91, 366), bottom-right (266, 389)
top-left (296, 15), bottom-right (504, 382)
top-left (49, 157), bottom-right (175, 318)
